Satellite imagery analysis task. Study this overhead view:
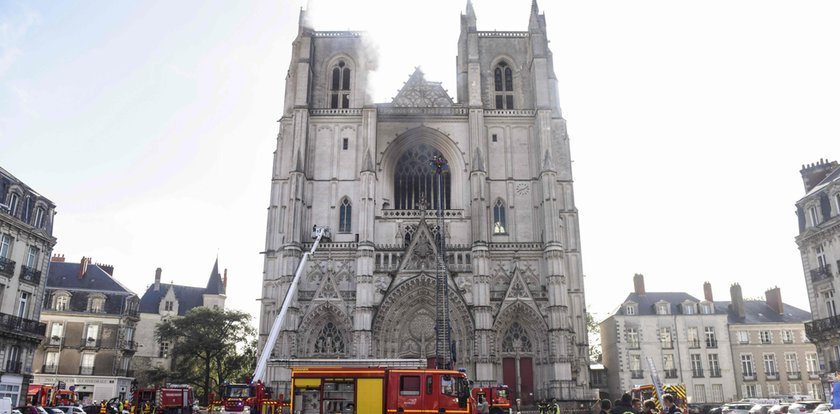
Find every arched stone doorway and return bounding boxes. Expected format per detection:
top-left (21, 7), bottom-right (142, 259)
top-left (371, 273), bottom-right (473, 367)
top-left (494, 301), bottom-right (549, 404)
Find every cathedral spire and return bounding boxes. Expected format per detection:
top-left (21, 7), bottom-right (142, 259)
top-left (528, 0), bottom-right (543, 32)
top-left (465, 0), bottom-right (477, 30)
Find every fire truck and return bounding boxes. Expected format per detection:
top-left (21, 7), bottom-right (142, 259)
top-left (290, 366), bottom-right (473, 414)
top-left (132, 384), bottom-right (195, 414)
top-left (631, 384), bottom-right (688, 412)
top-left (27, 384), bottom-right (79, 406)
top-left (472, 385), bottom-right (511, 414)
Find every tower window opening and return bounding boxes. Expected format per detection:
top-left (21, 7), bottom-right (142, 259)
top-left (493, 61), bottom-right (514, 109)
top-left (393, 144), bottom-right (451, 210)
top-left (330, 60), bottom-right (351, 109)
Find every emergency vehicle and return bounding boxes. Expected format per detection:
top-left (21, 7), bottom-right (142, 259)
top-left (290, 367), bottom-right (473, 414)
top-left (132, 384), bottom-right (195, 414)
top-left (27, 384), bottom-right (79, 406)
top-left (216, 380), bottom-right (278, 414)
top-left (472, 385), bottom-right (511, 414)
top-left (631, 383), bottom-right (688, 412)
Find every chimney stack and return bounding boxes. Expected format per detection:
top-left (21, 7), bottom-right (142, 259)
top-left (79, 256), bottom-right (90, 279)
top-left (154, 267), bottom-right (162, 291)
top-left (800, 158), bottom-right (839, 193)
top-left (729, 283), bottom-right (745, 319)
top-left (703, 281), bottom-right (713, 302)
top-left (633, 273), bottom-right (645, 295)
top-left (765, 287), bottom-right (784, 314)
top-left (96, 262), bottom-right (114, 276)
top-left (51, 254), bottom-right (65, 263)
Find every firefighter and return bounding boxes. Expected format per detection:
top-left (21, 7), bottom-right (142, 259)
top-left (100, 401), bottom-right (107, 414)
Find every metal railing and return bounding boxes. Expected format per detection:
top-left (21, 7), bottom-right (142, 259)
top-left (692, 368), bottom-right (704, 378)
top-left (709, 368), bottom-right (721, 377)
top-left (0, 312), bottom-right (47, 337)
top-left (5, 360), bottom-right (21, 373)
top-left (0, 257), bottom-right (14, 277)
top-left (19, 265), bottom-right (41, 285)
top-left (810, 263), bottom-right (833, 282)
top-left (805, 315), bottom-right (840, 340)
top-left (42, 364), bottom-right (57, 374)
top-left (705, 339), bottom-right (718, 348)
top-left (630, 370), bottom-right (644, 379)
top-left (664, 369), bottom-right (678, 378)
top-left (47, 336), bottom-right (63, 346)
top-left (79, 366), bottom-right (94, 375)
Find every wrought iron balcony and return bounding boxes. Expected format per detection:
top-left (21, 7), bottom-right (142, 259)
top-left (0, 312), bottom-right (47, 337)
top-left (766, 371), bottom-right (779, 380)
top-left (79, 366), bottom-right (94, 375)
top-left (42, 364), bottom-right (57, 374)
top-left (743, 372), bottom-right (756, 381)
top-left (81, 338), bottom-right (101, 348)
top-left (810, 263), bottom-right (833, 282)
top-left (19, 265), bottom-right (41, 285)
top-left (664, 369), bottom-right (678, 378)
top-left (47, 336), bottom-right (63, 346)
top-left (692, 368), bottom-right (704, 378)
top-left (630, 370), bottom-right (644, 379)
top-left (709, 368), bottom-right (722, 377)
top-left (5, 360), bottom-right (21, 373)
top-left (808, 370), bottom-right (820, 379)
top-left (805, 315), bottom-right (840, 341)
top-left (0, 257), bottom-right (15, 277)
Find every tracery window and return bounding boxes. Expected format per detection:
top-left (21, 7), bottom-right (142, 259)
top-left (501, 322), bottom-right (532, 353)
top-left (493, 61), bottom-right (514, 109)
top-left (339, 198), bottom-right (352, 233)
top-left (393, 144), bottom-right (450, 210)
top-left (330, 60), bottom-right (351, 109)
top-left (493, 199), bottom-right (507, 234)
top-left (314, 322), bottom-right (345, 355)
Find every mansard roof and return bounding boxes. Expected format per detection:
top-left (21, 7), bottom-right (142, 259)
top-left (715, 300), bottom-right (812, 324)
top-left (47, 262), bottom-right (133, 293)
top-left (620, 292), bottom-right (713, 316)
top-left (45, 261), bottom-right (137, 315)
top-left (390, 68), bottom-right (454, 108)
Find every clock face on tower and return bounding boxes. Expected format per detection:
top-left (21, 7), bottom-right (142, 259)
top-left (516, 183), bottom-right (529, 195)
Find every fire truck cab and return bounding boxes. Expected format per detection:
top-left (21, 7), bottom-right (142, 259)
top-left (291, 367), bottom-right (473, 414)
top-left (471, 385), bottom-right (511, 414)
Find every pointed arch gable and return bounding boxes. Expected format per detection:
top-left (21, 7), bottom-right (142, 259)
top-left (492, 301), bottom-right (548, 358)
top-left (298, 302), bottom-right (353, 357)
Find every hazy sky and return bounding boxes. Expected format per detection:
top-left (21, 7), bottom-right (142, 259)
top-left (2, 0), bottom-right (838, 326)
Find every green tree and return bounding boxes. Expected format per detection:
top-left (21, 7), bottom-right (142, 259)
top-left (156, 307), bottom-right (256, 404)
top-left (586, 310), bottom-right (602, 363)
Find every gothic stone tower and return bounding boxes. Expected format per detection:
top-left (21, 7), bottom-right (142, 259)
top-left (260, 1), bottom-right (589, 403)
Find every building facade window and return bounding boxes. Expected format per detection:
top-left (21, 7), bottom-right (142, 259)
top-left (493, 199), bottom-right (507, 234)
top-left (767, 383), bottom-right (778, 397)
top-left (626, 328), bottom-right (640, 349)
top-left (789, 383), bottom-right (800, 395)
top-left (763, 353), bottom-right (778, 376)
top-left (701, 303), bottom-right (713, 314)
top-left (687, 327), bottom-right (700, 348)
top-left (25, 246), bottom-right (38, 268)
top-left (339, 198), bottom-right (352, 233)
top-left (53, 293), bottom-right (69, 311)
top-left (7, 193), bottom-right (19, 217)
top-left (0, 234), bottom-right (11, 258)
top-left (80, 353), bottom-right (95, 375)
top-left (693, 385), bottom-right (706, 403)
top-left (33, 207), bottom-right (45, 228)
top-left (656, 303), bottom-right (669, 315)
top-left (629, 354), bottom-right (642, 378)
top-left (660, 327), bottom-right (673, 348)
top-left (690, 354), bottom-right (703, 377)
top-left (44, 351), bottom-right (58, 373)
top-left (85, 324), bottom-right (99, 343)
top-left (738, 331), bottom-right (750, 344)
top-left (683, 304), bottom-right (695, 314)
top-left (741, 354), bottom-right (755, 376)
top-left (5, 345), bottom-right (20, 372)
top-left (809, 206), bottom-right (819, 226)
top-left (708, 354), bottom-right (721, 377)
top-left (824, 290), bottom-right (837, 317)
top-left (329, 61), bottom-right (351, 109)
top-left (781, 330), bottom-right (794, 344)
top-left (625, 305), bottom-right (636, 315)
top-left (164, 300), bottom-right (174, 311)
top-left (493, 61), bottom-right (514, 109)
top-left (711, 385), bottom-right (724, 403)
top-left (16, 292), bottom-right (29, 319)
top-left (760, 330), bottom-right (772, 344)
top-left (784, 352), bottom-right (799, 374)
top-left (835, 193), bottom-right (840, 215)
top-left (88, 295), bottom-right (105, 313)
top-left (705, 327), bottom-right (717, 347)
top-left (806, 353), bottom-right (818, 374)
top-left (313, 322), bottom-right (346, 355)
top-left (0, 384), bottom-right (20, 404)
top-left (50, 322), bottom-right (64, 340)
top-left (159, 341), bottom-right (169, 358)
top-left (808, 383), bottom-right (821, 400)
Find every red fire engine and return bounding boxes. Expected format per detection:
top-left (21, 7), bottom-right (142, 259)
top-left (27, 384), bottom-right (78, 407)
top-left (290, 367), bottom-right (473, 414)
top-left (472, 385), bottom-right (512, 414)
top-left (132, 384), bottom-right (195, 414)
top-left (216, 380), bottom-right (279, 414)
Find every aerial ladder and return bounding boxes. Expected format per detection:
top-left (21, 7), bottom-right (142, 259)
top-left (645, 356), bottom-right (666, 409)
top-left (252, 226), bottom-right (330, 384)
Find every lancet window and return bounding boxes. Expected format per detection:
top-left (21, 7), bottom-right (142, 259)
top-left (314, 322), bottom-right (346, 355)
top-left (494, 61), bottom-right (514, 109)
top-left (330, 60), bottom-right (351, 109)
top-left (393, 144), bottom-right (450, 210)
top-left (339, 198), bottom-right (352, 233)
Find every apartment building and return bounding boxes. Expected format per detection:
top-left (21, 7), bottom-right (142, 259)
top-left (0, 167), bottom-right (56, 405)
top-left (33, 256), bottom-right (140, 404)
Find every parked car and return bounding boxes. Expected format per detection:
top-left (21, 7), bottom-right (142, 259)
top-left (81, 405), bottom-right (100, 414)
top-left (45, 408), bottom-right (63, 414)
top-left (708, 406), bottom-right (723, 414)
top-left (15, 407), bottom-right (47, 414)
top-left (750, 404), bottom-right (774, 414)
top-left (789, 402), bottom-right (824, 414)
top-left (768, 404), bottom-right (791, 414)
top-left (812, 403), bottom-right (832, 413)
top-left (55, 406), bottom-right (87, 414)
top-left (723, 403), bottom-right (755, 414)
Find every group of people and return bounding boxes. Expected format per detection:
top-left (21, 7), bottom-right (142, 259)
top-left (599, 392), bottom-right (682, 414)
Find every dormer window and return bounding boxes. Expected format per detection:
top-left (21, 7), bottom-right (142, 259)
top-left (683, 303), bottom-right (695, 315)
top-left (164, 300), bottom-right (174, 311)
top-left (52, 292), bottom-right (71, 311)
top-left (835, 193), bottom-right (840, 215)
top-left (656, 303), bottom-right (670, 315)
top-left (7, 193), bottom-right (20, 217)
top-left (701, 303), bottom-right (713, 314)
top-left (330, 60), bottom-right (351, 109)
top-left (809, 206), bottom-right (819, 227)
top-left (33, 207), bottom-right (46, 228)
top-left (87, 294), bottom-right (106, 313)
top-left (625, 304), bottom-right (637, 315)
top-left (493, 61), bottom-right (514, 109)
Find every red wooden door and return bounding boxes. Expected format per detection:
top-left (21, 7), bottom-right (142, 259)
top-left (520, 357), bottom-right (533, 405)
top-left (502, 358), bottom-right (516, 400)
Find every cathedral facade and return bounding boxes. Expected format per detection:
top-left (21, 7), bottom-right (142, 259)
top-left (260, 1), bottom-right (590, 403)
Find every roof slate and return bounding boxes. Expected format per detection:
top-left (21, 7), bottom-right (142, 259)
top-left (715, 300), bottom-right (812, 324)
